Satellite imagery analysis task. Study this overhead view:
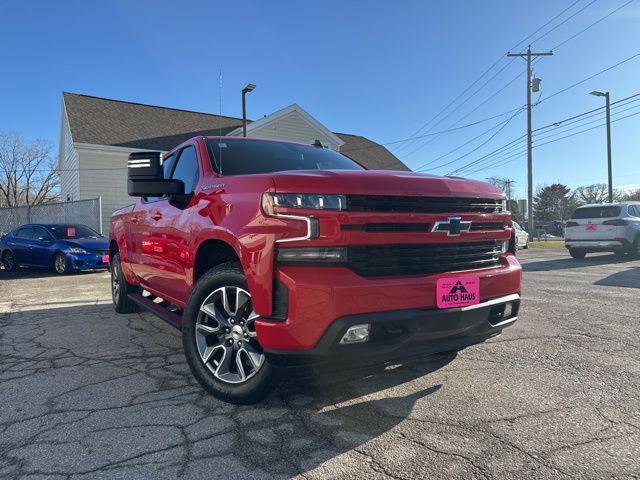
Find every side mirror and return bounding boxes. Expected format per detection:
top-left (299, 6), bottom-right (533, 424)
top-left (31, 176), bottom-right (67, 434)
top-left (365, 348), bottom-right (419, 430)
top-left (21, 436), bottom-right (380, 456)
top-left (127, 152), bottom-right (184, 197)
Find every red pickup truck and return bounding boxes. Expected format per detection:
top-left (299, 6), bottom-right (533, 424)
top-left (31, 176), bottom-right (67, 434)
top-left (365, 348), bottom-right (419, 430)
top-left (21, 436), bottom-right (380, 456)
top-left (110, 136), bottom-right (522, 404)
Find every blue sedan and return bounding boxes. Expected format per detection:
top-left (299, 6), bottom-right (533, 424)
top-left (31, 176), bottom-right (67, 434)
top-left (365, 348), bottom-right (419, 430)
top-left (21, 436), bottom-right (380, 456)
top-left (0, 223), bottom-right (109, 274)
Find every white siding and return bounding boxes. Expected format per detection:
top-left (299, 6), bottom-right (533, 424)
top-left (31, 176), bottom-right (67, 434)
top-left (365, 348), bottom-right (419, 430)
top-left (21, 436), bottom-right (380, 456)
top-left (77, 146), bottom-right (135, 235)
top-left (58, 104), bottom-right (80, 202)
top-left (243, 111), bottom-right (341, 150)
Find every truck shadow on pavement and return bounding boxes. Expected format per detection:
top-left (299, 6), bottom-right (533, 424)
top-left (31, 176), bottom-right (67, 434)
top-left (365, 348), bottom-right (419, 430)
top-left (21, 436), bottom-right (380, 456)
top-left (0, 301), bottom-right (451, 478)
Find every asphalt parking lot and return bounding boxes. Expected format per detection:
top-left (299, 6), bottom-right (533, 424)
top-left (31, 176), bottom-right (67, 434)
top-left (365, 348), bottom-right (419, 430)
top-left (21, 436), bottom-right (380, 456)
top-left (1, 249), bottom-right (639, 479)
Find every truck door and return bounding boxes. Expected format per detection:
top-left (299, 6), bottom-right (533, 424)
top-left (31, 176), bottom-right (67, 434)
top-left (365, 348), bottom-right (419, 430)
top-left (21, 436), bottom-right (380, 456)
top-left (128, 152), bottom-right (176, 285)
top-left (131, 145), bottom-right (201, 304)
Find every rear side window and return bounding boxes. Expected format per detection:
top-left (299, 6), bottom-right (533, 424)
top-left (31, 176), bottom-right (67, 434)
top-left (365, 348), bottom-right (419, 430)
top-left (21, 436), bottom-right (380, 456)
top-left (571, 206), bottom-right (621, 219)
top-left (15, 227), bottom-right (34, 239)
top-left (629, 205), bottom-right (640, 217)
top-left (171, 146), bottom-right (200, 192)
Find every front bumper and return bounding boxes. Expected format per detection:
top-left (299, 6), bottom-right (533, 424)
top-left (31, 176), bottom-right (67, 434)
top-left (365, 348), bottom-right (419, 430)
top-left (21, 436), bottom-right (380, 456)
top-left (67, 252), bottom-right (110, 270)
top-left (265, 293), bottom-right (520, 367)
top-left (255, 254), bottom-right (522, 352)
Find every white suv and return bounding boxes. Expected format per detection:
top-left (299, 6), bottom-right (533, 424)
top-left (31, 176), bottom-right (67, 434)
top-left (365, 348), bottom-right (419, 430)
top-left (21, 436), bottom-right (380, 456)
top-left (565, 202), bottom-right (640, 259)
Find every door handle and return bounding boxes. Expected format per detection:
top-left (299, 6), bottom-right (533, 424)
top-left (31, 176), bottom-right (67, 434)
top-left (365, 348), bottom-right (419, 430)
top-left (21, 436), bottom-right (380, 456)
top-left (152, 212), bottom-right (163, 221)
top-left (130, 217), bottom-right (139, 224)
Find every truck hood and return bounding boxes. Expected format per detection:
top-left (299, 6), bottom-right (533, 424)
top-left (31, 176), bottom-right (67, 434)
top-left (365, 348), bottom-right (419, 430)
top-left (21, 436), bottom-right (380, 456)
top-left (270, 170), bottom-right (504, 198)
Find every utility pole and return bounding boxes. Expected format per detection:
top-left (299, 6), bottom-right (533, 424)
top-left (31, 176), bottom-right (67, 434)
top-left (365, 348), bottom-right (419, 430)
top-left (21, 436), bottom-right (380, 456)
top-left (507, 45), bottom-right (553, 238)
top-left (590, 90), bottom-right (613, 202)
top-left (505, 179), bottom-right (513, 205)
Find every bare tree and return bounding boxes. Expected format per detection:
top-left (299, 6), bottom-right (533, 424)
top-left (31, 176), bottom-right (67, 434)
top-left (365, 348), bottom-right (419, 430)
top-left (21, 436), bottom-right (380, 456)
top-left (0, 132), bottom-right (59, 207)
top-left (621, 189), bottom-right (640, 201)
top-left (573, 183), bottom-right (621, 205)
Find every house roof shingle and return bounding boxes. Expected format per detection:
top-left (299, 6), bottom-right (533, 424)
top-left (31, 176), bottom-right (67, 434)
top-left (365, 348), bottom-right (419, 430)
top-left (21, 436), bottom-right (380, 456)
top-left (63, 92), bottom-right (409, 171)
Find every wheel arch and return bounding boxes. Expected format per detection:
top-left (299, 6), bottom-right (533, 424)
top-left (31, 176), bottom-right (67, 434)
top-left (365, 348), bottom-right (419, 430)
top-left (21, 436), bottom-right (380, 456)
top-left (193, 238), bottom-right (242, 283)
top-left (190, 231), bottom-right (274, 317)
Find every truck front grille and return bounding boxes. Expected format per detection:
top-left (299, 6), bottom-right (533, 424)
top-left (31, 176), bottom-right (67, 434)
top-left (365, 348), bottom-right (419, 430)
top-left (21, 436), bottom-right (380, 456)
top-left (348, 241), bottom-right (502, 277)
top-left (346, 195), bottom-right (503, 213)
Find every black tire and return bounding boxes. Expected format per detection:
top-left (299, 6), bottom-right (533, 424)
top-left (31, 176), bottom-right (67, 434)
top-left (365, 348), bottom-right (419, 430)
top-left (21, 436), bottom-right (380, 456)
top-left (182, 261), bottom-right (276, 405)
top-left (111, 252), bottom-right (140, 314)
top-left (613, 248), bottom-right (627, 259)
top-left (2, 250), bottom-right (17, 271)
top-left (53, 252), bottom-right (70, 274)
top-left (522, 240), bottom-right (529, 249)
top-left (632, 235), bottom-right (640, 260)
top-left (569, 248), bottom-right (587, 259)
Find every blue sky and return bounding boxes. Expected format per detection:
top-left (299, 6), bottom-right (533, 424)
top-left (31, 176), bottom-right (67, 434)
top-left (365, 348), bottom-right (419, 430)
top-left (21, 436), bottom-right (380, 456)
top-left (1, 0), bottom-right (639, 199)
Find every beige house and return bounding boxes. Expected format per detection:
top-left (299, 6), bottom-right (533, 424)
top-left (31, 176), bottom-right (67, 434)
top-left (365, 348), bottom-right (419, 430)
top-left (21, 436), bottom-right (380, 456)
top-left (58, 93), bottom-right (408, 234)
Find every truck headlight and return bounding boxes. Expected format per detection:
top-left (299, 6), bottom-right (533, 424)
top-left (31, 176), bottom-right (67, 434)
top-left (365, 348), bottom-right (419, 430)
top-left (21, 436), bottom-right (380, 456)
top-left (262, 193), bottom-right (346, 213)
top-left (68, 247), bottom-right (88, 255)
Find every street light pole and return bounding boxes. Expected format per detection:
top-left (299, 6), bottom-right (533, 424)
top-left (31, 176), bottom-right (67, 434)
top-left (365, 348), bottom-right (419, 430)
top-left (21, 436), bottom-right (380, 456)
top-left (241, 83), bottom-right (256, 137)
top-left (590, 90), bottom-right (613, 202)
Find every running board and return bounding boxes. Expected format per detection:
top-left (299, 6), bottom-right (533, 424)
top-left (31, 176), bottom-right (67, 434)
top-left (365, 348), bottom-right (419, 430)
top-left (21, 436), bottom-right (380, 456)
top-left (127, 293), bottom-right (182, 330)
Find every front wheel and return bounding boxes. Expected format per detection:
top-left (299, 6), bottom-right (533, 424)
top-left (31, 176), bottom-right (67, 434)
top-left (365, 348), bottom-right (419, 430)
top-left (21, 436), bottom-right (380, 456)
top-left (182, 261), bottom-right (275, 404)
top-left (569, 248), bottom-right (586, 259)
top-left (53, 252), bottom-right (70, 274)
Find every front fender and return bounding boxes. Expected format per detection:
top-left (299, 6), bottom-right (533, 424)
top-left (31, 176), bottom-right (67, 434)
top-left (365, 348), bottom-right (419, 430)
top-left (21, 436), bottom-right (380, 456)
top-left (191, 227), bottom-right (276, 317)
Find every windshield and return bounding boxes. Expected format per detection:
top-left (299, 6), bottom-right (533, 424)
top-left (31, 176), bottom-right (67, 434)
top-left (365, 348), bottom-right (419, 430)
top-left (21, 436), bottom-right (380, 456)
top-left (47, 224), bottom-right (101, 239)
top-left (571, 206), bottom-right (621, 219)
top-left (206, 138), bottom-right (364, 175)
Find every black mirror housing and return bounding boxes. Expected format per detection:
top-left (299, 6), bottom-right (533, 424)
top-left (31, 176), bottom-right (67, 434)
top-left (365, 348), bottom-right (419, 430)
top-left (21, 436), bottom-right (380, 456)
top-left (127, 151), bottom-right (185, 197)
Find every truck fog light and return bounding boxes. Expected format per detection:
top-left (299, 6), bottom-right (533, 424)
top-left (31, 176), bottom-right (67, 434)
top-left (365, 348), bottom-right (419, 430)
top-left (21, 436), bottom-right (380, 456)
top-left (503, 302), bottom-right (514, 318)
top-left (340, 324), bottom-right (370, 344)
top-left (277, 247), bottom-right (347, 264)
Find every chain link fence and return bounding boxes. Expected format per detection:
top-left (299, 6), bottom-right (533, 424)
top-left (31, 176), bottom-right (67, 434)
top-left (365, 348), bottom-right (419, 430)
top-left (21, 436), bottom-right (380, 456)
top-left (0, 198), bottom-right (102, 236)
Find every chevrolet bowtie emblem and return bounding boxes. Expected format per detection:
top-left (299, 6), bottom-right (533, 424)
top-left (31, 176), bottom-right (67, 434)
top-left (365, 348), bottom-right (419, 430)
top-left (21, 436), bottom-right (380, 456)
top-left (432, 216), bottom-right (472, 236)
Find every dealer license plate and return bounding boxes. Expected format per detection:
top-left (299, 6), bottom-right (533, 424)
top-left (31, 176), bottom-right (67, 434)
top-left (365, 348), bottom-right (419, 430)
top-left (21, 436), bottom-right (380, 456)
top-left (436, 276), bottom-right (480, 309)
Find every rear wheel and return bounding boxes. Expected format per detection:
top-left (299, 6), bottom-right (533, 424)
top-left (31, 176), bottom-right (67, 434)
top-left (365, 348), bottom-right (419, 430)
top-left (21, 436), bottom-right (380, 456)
top-left (111, 252), bottom-right (139, 313)
top-left (614, 248), bottom-right (627, 259)
top-left (2, 250), bottom-right (17, 271)
top-left (53, 252), bottom-right (70, 274)
top-left (569, 248), bottom-right (586, 259)
top-left (182, 261), bottom-right (275, 404)
top-left (633, 235), bottom-right (640, 259)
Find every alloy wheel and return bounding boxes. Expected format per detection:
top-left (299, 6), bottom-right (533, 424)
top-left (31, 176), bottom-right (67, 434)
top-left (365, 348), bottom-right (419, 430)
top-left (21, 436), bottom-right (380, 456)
top-left (195, 286), bottom-right (264, 384)
top-left (54, 254), bottom-right (67, 274)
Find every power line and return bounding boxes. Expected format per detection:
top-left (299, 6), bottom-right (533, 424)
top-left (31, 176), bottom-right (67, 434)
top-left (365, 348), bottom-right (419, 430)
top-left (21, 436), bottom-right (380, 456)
top-left (539, 52), bottom-right (640, 105)
top-left (392, 0), bottom-right (585, 156)
top-left (550, 0), bottom-right (635, 51)
top-left (458, 108), bottom-right (640, 176)
top-left (415, 107), bottom-right (526, 172)
top-left (446, 91), bottom-right (640, 175)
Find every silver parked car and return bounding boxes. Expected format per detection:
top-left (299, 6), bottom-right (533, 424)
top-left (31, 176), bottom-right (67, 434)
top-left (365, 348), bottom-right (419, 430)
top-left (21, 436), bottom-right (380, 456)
top-left (565, 202), bottom-right (640, 258)
top-left (513, 221), bottom-right (529, 249)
